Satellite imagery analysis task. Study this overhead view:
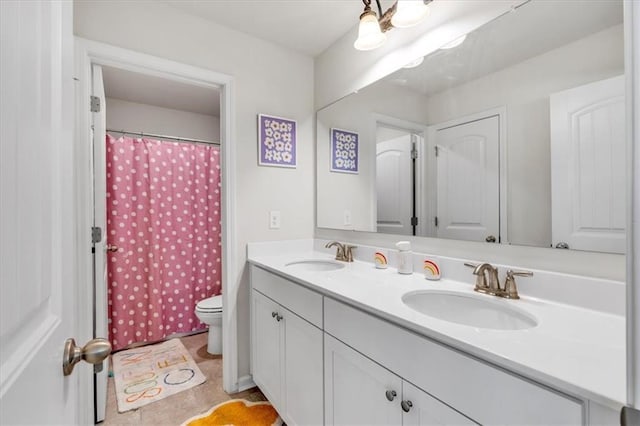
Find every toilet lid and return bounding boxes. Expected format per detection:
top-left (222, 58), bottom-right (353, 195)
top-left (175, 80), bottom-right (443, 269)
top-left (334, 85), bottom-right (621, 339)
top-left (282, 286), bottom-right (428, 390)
top-left (197, 295), bottom-right (222, 312)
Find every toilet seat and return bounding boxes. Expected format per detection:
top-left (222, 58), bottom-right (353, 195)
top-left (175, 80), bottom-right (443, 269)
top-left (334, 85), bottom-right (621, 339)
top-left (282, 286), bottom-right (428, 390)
top-left (196, 295), bottom-right (222, 313)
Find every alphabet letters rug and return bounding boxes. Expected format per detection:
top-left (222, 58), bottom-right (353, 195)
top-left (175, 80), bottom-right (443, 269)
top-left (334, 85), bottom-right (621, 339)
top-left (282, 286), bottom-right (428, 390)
top-left (181, 399), bottom-right (282, 426)
top-left (112, 338), bottom-right (206, 413)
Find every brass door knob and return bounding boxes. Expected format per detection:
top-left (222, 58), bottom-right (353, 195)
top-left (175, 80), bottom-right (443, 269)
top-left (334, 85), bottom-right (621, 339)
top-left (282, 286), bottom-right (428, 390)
top-left (62, 337), bottom-right (111, 376)
top-left (106, 244), bottom-right (118, 252)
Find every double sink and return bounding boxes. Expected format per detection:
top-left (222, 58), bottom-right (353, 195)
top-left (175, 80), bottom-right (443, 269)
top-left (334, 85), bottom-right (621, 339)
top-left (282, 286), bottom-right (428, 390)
top-left (285, 259), bottom-right (538, 331)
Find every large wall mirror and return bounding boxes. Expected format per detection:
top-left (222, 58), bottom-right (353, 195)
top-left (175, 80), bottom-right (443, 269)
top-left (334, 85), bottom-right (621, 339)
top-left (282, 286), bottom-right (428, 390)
top-left (316, 0), bottom-right (625, 254)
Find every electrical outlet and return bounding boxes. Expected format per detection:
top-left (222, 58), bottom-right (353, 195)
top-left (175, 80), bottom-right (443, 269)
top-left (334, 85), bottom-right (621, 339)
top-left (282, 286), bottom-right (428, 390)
top-left (269, 210), bottom-right (281, 229)
top-left (343, 209), bottom-right (352, 226)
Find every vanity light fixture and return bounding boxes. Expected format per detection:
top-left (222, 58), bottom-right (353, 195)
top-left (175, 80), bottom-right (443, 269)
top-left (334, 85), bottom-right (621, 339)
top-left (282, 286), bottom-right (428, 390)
top-left (354, 0), bottom-right (433, 51)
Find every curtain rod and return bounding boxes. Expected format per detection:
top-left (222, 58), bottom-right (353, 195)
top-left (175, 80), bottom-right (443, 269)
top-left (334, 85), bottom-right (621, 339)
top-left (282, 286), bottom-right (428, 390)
top-left (106, 129), bottom-right (220, 146)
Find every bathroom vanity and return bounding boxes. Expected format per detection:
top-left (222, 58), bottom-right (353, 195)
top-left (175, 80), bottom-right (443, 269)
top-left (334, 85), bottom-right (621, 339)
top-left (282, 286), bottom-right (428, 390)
top-left (248, 240), bottom-right (624, 425)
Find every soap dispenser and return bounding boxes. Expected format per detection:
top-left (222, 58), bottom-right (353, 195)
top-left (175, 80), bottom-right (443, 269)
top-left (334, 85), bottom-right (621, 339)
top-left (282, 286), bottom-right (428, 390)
top-left (396, 241), bottom-right (413, 275)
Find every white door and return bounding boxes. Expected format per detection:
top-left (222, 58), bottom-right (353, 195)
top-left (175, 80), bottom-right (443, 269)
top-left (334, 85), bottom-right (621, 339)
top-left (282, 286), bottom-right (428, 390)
top-left (252, 290), bottom-right (283, 407)
top-left (0, 1), bottom-right (88, 424)
top-left (402, 381), bottom-right (477, 426)
top-left (324, 334), bottom-right (402, 426)
top-left (376, 134), bottom-right (414, 236)
top-left (435, 115), bottom-right (500, 243)
top-left (282, 308), bottom-right (323, 425)
top-left (550, 76), bottom-right (625, 253)
top-left (91, 64), bottom-right (109, 422)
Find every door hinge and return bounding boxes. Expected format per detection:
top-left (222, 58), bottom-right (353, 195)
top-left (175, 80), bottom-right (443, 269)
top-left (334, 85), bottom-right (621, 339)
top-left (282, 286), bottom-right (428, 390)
top-left (435, 146), bottom-right (439, 157)
top-left (411, 217), bottom-right (418, 226)
top-left (434, 216), bottom-right (438, 227)
top-left (90, 95), bottom-right (101, 113)
top-left (91, 226), bottom-right (102, 244)
top-left (411, 149), bottom-right (418, 160)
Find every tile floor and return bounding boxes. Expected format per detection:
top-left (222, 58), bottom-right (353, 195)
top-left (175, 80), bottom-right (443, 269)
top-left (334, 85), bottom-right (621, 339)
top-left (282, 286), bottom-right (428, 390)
top-left (102, 332), bottom-right (266, 425)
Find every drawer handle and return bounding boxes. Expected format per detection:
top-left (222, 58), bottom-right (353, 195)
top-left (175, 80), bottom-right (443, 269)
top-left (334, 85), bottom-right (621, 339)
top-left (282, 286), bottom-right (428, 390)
top-left (401, 400), bottom-right (413, 413)
top-left (385, 390), bottom-right (397, 401)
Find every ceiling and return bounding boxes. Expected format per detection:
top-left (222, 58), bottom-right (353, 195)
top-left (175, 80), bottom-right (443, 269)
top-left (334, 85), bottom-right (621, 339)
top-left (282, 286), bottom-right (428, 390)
top-left (159, 0), bottom-right (372, 57)
top-left (102, 66), bottom-right (221, 116)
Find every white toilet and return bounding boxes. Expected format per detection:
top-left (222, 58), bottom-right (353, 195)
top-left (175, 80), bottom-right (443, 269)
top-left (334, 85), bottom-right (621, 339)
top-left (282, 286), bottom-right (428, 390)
top-left (195, 295), bottom-right (223, 355)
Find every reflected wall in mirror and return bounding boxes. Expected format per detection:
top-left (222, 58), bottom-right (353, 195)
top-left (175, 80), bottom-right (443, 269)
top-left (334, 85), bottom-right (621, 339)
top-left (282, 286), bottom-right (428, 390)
top-left (316, 0), bottom-right (625, 253)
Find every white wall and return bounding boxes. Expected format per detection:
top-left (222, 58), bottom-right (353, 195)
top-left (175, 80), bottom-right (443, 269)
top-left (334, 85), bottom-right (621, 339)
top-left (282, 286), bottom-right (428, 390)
top-left (314, 1), bottom-right (625, 280)
top-left (105, 98), bottom-right (220, 142)
top-left (74, 1), bottom-right (315, 386)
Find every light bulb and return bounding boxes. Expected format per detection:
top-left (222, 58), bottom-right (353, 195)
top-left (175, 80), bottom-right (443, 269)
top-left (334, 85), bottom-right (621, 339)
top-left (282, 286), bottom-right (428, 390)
top-left (391, 0), bottom-right (430, 28)
top-left (354, 10), bottom-right (386, 51)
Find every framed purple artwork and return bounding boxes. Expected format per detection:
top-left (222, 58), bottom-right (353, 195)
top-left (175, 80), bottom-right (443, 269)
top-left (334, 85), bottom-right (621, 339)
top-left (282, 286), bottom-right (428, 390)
top-left (258, 114), bottom-right (297, 168)
top-left (330, 128), bottom-right (359, 174)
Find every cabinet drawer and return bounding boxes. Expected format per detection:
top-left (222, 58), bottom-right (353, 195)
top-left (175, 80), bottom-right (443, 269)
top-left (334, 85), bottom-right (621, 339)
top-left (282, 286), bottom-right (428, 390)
top-left (324, 297), bottom-right (584, 426)
top-left (251, 265), bottom-right (323, 328)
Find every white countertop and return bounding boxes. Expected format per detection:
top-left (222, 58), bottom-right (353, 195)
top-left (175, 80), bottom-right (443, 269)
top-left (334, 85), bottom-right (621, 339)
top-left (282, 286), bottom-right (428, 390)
top-left (248, 249), bottom-right (626, 410)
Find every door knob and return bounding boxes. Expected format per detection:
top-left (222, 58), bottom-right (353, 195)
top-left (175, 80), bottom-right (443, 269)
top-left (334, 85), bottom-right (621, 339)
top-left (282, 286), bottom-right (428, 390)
top-left (485, 235), bottom-right (496, 243)
top-left (106, 244), bottom-right (118, 252)
top-left (401, 400), bottom-right (413, 412)
top-left (62, 337), bottom-right (111, 376)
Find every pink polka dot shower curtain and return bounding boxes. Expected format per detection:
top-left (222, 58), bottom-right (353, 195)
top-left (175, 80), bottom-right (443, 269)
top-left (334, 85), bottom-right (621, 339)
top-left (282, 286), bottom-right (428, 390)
top-left (106, 134), bottom-right (221, 351)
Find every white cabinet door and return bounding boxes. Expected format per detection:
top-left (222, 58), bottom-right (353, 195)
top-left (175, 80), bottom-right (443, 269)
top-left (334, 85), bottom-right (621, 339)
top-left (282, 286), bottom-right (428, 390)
top-left (283, 308), bottom-right (324, 426)
top-left (252, 290), bottom-right (283, 407)
top-left (435, 115), bottom-right (500, 243)
top-left (325, 334), bottom-right (403, 426)
top-left (550, 75), bottom-right (625, 253)
top-left (402, 381), bottom-right (477, 426)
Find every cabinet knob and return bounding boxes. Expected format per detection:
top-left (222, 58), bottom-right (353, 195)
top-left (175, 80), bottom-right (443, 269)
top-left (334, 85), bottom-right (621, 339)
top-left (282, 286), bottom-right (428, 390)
top-left (276, 314), bottom-right (283, 321)
top-left (385, 390), bottom-right (397, 401)
top-left (272, 311), bottom-right (278, 318)
top-left (401, 400), bottom-right (413, 412)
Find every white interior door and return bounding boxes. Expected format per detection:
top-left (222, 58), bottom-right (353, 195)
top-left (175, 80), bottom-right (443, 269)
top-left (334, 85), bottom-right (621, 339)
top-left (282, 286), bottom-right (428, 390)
top-left (435, 115), bottom-right (500, 243)
top-left (376, 133), bottom-right (414, 235)
top-left (550, 75), bottom-right (625, 253)
top-left (91, 64), bottom-right (109, 423)
top-left (0, 1), bottom-right (86, 424)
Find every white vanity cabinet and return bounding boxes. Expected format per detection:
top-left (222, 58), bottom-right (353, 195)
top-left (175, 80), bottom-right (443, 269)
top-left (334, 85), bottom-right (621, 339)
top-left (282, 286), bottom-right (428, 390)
top-left (250, 266), bottom-right (324, 426)
top-left (325, 334), bottom-right (476, 426)
top-left (324, 298), bottom-right (584, 426)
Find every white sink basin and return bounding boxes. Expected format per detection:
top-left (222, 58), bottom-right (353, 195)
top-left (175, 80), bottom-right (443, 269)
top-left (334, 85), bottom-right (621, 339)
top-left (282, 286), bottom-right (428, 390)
top-left (285, 259), bottom-right (345, 272)
top-left (402, 290), bottom-right (538, 330)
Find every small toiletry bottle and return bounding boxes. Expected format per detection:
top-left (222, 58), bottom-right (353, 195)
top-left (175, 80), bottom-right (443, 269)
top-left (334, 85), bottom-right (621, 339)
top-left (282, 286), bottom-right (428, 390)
top-left (395, 241), bottom-right (413, 275)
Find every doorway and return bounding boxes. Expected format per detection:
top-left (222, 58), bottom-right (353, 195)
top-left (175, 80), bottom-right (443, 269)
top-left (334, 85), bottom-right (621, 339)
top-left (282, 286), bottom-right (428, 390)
top-left (76, 39), bottom-right (236, 424)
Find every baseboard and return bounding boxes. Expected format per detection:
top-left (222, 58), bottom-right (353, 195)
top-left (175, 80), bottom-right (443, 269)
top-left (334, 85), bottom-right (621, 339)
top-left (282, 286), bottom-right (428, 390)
top-left (237, 374), bottom-right (256, 392)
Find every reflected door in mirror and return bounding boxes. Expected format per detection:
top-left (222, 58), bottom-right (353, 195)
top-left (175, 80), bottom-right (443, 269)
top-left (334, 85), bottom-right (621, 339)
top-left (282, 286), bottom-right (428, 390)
top-left (550, 75), bottom-right (626, 254)
top-left (435, 115), bottom-right (500, 243)
top-left (376, 130), bottom-right (415, 235)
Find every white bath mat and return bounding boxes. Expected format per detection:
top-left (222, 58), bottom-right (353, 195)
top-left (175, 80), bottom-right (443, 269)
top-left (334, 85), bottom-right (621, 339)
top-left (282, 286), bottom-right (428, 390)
top-left (112, 338), bottom-right (206, 413)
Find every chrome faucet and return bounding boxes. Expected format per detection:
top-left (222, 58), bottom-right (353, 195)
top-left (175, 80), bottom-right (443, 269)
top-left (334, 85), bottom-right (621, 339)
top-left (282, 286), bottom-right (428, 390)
top-left (464, 262), bottom-right (533, 299)
top-left (325, 241), bottom-right (356, 262)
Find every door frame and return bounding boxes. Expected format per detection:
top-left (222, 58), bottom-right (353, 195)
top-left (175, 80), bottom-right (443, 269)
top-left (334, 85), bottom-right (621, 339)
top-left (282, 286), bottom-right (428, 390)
top-left (427, 106), bottom-right (508, 244)
top-left (74, 39), bottom-right (239, 418)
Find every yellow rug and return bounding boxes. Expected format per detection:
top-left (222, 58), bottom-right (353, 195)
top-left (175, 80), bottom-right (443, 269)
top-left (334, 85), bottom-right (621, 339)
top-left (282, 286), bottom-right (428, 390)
top-left (181, 399), bottom-right (282, 426)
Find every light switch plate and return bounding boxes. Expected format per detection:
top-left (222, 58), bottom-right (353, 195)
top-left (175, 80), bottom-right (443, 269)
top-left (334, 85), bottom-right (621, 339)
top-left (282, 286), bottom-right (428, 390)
top-left (269, 210), bottom-right (281, 229)
top-left (344, 210), bottom-right (352, 226)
